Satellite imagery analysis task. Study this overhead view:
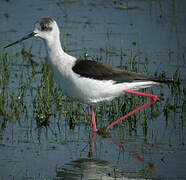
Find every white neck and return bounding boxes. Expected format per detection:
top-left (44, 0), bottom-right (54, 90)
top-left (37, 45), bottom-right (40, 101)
top-left (45, 36), bottom-right (64, 57)
top-left (43, 34), bottom-right (76, 74)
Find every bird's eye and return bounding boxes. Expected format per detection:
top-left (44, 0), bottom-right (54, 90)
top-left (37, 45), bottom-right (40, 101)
top-left (40, 23), bottom-right (52, 32)
top-left (37, 18), bottom-right (53, 32)
top-left (41, 25), bottom-right (47, 31)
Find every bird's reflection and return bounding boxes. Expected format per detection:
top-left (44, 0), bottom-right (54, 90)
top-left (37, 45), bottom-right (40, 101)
top-left (56, 131), bottom-right (155, 179)
top-left (56, 157), bottom-right (124, 180)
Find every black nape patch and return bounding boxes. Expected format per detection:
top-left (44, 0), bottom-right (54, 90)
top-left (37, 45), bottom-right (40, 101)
top-left (38, 18), bottom-right (53, 32)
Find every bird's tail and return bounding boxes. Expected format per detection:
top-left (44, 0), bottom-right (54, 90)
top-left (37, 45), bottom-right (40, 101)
top-left (152, 77), bottom-right (174, 83)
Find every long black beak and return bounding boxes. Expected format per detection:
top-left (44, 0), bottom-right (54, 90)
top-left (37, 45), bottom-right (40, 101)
top-left (4, 32), bottom-right (37, 49)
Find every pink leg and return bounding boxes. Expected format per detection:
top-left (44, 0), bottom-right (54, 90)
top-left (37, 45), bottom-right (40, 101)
top-left (107, 89), bottom-right (158, 129)
top-left (90, 105), bottom-right (98, 132)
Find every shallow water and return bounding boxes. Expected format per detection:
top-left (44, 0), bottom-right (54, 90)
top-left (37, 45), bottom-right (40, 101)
top-left (0, 0), bottom-right (186, 179)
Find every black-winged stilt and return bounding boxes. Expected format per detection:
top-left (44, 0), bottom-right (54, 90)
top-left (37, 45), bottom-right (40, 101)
top-left (4, 18), bottom-right (172, 133)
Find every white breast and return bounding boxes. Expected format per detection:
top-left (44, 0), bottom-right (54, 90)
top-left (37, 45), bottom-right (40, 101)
top-left (47, 49), bottom-right (159, 104)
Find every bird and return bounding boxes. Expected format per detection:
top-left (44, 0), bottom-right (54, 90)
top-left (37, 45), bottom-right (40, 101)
top-left (4, 17), bottom-right (172, 133)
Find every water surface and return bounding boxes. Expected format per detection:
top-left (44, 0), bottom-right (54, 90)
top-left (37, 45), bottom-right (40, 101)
top-left (0, 0), bottom-right (186, 179)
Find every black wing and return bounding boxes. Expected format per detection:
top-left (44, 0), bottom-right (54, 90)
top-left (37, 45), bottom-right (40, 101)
top-left (72, 59), bottom-right (166, 83)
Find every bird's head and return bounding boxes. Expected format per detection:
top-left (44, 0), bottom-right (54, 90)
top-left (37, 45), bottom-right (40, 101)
top-left (4, 17), bottom-right (60, 48)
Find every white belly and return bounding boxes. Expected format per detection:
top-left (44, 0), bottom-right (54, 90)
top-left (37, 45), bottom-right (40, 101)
top-left (54, 70), bottom-right (159, 104)
top-left (48, 54), bottom-right (158, 104)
